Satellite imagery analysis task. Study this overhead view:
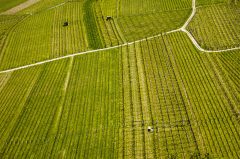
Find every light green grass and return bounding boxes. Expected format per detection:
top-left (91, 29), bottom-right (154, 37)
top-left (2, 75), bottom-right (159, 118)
top-left (119, 0), bottom-right (192, 16)
top-left (117, 9), bottom-right (191, 41)
top-left (0, 15), bottom-right (27, 54)
top-left (0, 0), bottom-right (27, 13)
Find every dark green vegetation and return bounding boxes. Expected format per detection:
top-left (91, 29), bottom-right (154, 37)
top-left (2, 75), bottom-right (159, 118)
top-left (83, 0), bottom-right (103, 49)
top-left (0, 0), bottom-right (26, 13)
top-left (0, 0), bottom-right (239, 158)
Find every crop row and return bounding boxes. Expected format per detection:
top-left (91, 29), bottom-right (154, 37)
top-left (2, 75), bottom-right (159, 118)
top-left (187, 4), bottom-right (240, 50)
top-left (0, 0), bottom-right (126, 71)
top-left (119, 0), bottom-right (192, 16)
top-left (0, 59), bottom-right (70, 158)
top-left (209, 51), bottom-right (240, 116)
top-left (164, 31), bottom-right (240, 158)
top-left (94, 2), bottom-right (124, 47)
top-left (100, 0), bottom-right (118, 17)
top-left (0, 2), bottom-right (88, 71)
top-left (196, 0), bottom-right (230, 6)
top-left (118, 35), bottom-right (200, 158)
top-left (46, 50), bottom-right (121, 158)
top-left (117, 9), bottom-right (191, 42)
top-left (0, 49), bottom-right (121, 158)
top-left (0, 15), bottom-right (27, 61)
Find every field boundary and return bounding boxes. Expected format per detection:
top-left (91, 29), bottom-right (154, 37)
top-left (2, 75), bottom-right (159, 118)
top-left (0, 0), bottom-right (240, 74)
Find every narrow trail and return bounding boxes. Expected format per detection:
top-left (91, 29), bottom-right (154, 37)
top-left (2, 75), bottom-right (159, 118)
top-left (0, 0), bottom-right (239, 74)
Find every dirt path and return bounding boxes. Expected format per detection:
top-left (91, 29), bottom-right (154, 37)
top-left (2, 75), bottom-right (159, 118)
top-left (1, 0), bottom-right (40, 15)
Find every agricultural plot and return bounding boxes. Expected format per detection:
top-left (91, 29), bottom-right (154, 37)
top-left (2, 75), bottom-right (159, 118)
top-left (208, 51), bottom-right (240, 110)
top-left (0, 0), bottom-right (26, 13)
top-left (0, 0), bottom-right (240, 158)
top-left (94, 2), bottom-right (125, 46)
top-left (163, 32), bottom-right (240, 158)
top-left (187, 4), bottom-right (240, 50)
top-left (0, 31), bottom-right (239, 158)
top-left (0, 2), bottom-right (88, 70)
top-left (0, 15), bottom-right (27, 51)
top-left (117, 9), bottom-right (191, 41)
top-left (119, 40), bottom-right (198, 158)
top-left (196, 0), bottom-right (230, 6)
top-left (0, 0), bottom-right (123, 70)
top-left (0, 50), bottom-right (121, 158)
top-left (119, 0), bottom-right (192, 16)
top-left (100, 0), bottom-right (118, 17)
top-left (118, 32), bottom-right (240, 158)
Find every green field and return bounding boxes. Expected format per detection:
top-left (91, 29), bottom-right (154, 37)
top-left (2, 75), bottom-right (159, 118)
top-left (0, 0), bottom-right (239, 158)
top-left (188, 3), bottom-right (240, 50)
top-left (0, 0), bottom-right (27, 13)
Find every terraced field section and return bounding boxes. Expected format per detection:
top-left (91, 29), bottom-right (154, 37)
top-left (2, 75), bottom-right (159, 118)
top-left (0, 32), bottom-right (239, 158)
top-left (187, 3), bottom-right (240, 50)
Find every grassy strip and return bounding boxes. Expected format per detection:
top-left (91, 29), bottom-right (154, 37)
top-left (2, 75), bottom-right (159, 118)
top-left (83, 0), bottom-right (103, 49)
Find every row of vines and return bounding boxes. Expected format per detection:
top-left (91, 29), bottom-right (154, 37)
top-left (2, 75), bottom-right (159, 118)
top-left (0, 49), bottom-right (121, 158)
top-left (119, 0), bottom-right (192, 16)
top-left (164, 32), bottom-right (240, 158)
top-left (117, 9), bottom-right (191, 42)
top-left (187, 4), bottom-right (240, 50)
